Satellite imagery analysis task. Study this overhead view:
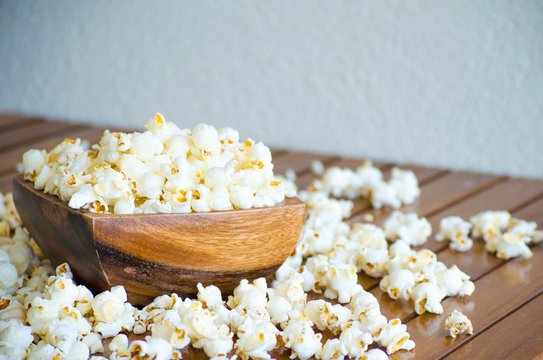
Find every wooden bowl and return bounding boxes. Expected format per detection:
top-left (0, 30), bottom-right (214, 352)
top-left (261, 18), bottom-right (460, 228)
top-left (12, 175), bottom-right (305, 306)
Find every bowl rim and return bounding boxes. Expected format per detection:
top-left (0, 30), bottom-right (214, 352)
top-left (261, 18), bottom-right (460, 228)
top-left (13, 174), bottom-right (304, 219)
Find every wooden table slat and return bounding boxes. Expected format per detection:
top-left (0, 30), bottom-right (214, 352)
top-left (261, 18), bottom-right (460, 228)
top-left (0, 120), bottom-right (82, 152)
top-left (0, 114), bottom-right (44, 132)
top-left (443, 292), bottom-right (543, 360)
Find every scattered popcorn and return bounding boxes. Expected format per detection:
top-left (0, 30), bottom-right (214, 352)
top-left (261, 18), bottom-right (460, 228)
top-left (319, 338), bottom-right (347, 360)
top-left (470, 210), bottom-right (539, 259)
top-left (22, 114), bottom-right (294, 214)
top-left (375, 318), bottom-right (415, 354)
top-left (436, 216), bottom-right (473, 251)
top-left (310, 160), bottom-right (325, 176)
top-left (384, 211), bottom-right (432, 246)
top-left (310, 161), bottom-right (420, 209)
top-left (444, 309), bottom-right (473, 338)
top-left (281, 317), bottom-right (323, 360)
top-left (338, 322), bottom-right (373, 358)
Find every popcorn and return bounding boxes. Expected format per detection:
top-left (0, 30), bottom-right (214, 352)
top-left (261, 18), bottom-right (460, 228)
top-left (0, 319), bottom-right (33, 358)
top-left (375, 318), bottom-right (415, 354)
top-left (436, 216), bottom-right (473, 252)
top-left (358, 348), bottom-right (389, 360)
top-left (233, 307), bottom-right (278, 359)
top-left (319, 338), bottom-right (347, 360)
top-left (129, 336), bottom-right (180, 360)
top-left (379, 268), bottom-right (415, 300)
top-left (322, 264), bottom-right (360, 303)
top-left (310, 161), bottom-right (420, 209)
top-left (227, 278), bottom-right (268, 310)
top-left (23, 115), bottom-right (292, 214)
top-left (281, 317), bottom-right (323, 360)
top-left (383, 211), bottom-right (432, 246)
top-left (444, 309), bottom-right (473, 338)
top-left (91, 286), bottom-right (135, 337)
top-left (338, 322), bottom-right (373, 358)
top-left (470, 211), bottom-right (538, 259)
top-left (304, 299), bottom-right (352, 334)
top-left (410, 282), bottom-right (446, 315)
top-left (470, 210), bottom-right (511, 242)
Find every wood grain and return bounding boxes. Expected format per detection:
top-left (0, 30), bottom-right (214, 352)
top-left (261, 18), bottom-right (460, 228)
top-left (444, 293), bottom-right (543, 360)
top-left (13, 175), bottom-right (305, 306)
top-left (0, 120), bottom-right (80, 152)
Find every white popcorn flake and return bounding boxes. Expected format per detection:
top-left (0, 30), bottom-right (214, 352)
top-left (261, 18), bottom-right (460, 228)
top-left (410, 282), bottom-right (446, 315)
top-left (444, 309), bottom-right (473, 338)
top-left (0, 319), bottom-right (34, 358)
top-left (304, 299), bottom-right (351, 334)
top-left (436, 216), bottom-right (473, 252)
top-left (375, 318), bottom-right (415, 354)
top-left (227, 278), bottom-right (268, 310)
top-left (129, 336), bottom-right (179, 360)
top-left (339, 322), bottom-right (373, 358)
top-left (380, 268), bottom-right (415, 301)
top-left (319, 338), bottom-right (347, 360)
top-left (384, 211), bottom-right (432, 246)
top-left (357, 348), bottom-right (389, 360)
top-left (281, 317), bottom-right (323, 360)
top-left (310, 160), bottom-right (325, 176)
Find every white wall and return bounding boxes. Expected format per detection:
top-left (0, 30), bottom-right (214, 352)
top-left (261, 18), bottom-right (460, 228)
top-left (1, 1), bottom-right (542, 178)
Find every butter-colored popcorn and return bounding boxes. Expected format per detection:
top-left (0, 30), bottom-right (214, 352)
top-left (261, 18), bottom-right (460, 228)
top-left (470, 210), bottom-right (511, 244)
top-left (27, 341), bottom-right (64, 360)
top-left (375, 318), bottom-right (415, 354)
top-left (233, 308), bottom-right (278, 359)
top-left (0, 296), bottom-right (25, 323)
top-left (436, 216), bottom-right (473, 252)
top-left (129, 336), bottom-right (179, 360)
top-left (0, 319), bottom-right (34, 358)
top-left (435, 265), bottom-right (474, 297)
top-left (322, 264), bottom-right (360, 303)
top-left (444, 309), bottom-right (473, 338)
top-left (410, 282), bottom-right (446, 315)
top-left (281, 317), bottom-right (323, 360)
top-left (194, 323), bottom-right (234, 358)
top-left (81, 331), bottom-right (103, 354)
top-left (357, 348), bottom-right (389, 360)
top-left (150, 309), bottom-right (191, 350)
top-left (91, 286), bottom-right (135, 337)
top-left (338, 322), bottom-right (373, 358)
top-left (358, 247), bottom-right (389, 278)
top-left (227, 278), bottom-right (268, 310)
top-left (319, 338), bottom-right (347, 360)
top-left (266, 293), bottom-right (292, 325)
top-left (388, 168), bottom-right (421, 210)
top-left (271, 272), bottom-right (307, 308)
top-left (379, 268), bottom-right (415, 300)
top-left (384, 211), bottom-right (432, 246)
top-left (304, 299), bottom-right (352, 334)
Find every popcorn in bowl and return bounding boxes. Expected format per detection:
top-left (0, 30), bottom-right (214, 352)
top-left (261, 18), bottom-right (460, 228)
top-left (22, 113), bottom-right (295, 214)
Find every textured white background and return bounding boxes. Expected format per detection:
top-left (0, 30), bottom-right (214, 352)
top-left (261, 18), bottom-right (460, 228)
top-left (1, 1), bottom-right (542, 177)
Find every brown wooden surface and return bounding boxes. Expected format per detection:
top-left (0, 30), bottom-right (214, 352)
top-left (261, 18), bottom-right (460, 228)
top-left (1, 113), bottom-right (542, 359)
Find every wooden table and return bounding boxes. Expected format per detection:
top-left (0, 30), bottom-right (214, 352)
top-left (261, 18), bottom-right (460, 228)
top-left (1, 113), bottom-right (542, 360)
